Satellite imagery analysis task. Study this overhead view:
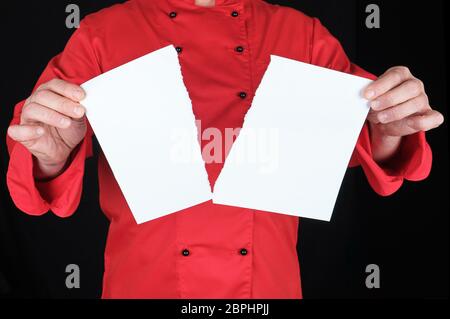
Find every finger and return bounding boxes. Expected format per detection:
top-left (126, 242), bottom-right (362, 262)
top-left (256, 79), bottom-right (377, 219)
top-left (364, 66), bottom-right (413, 100)
top-left (372, 120), bottom-right (416, 137)
top-left (367, 109), bottom-right (382, 124)
top-left (370, 110), bottom-right (444, 137)
top-left (7, 124), bottom-right (45, 142)
top-left (21, 103), bottom-right (73, 129)
top-left (407, 110), bottom-right (445, 132)
top-left (30, 89), bottom-right (85, 119)
top-left (370, 78), bottom-right (424, 111)
top-left (374, 94), bottom-right (429, 124)
top-left (36, 78), bottom-right (85, 102)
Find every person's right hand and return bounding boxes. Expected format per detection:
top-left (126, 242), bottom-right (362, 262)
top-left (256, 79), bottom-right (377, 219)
top-left (7, 79), bottom-right (87, 179)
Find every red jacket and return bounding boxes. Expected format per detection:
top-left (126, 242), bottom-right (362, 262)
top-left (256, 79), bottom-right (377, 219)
top-left (6, 0), bottom-right (432, 298)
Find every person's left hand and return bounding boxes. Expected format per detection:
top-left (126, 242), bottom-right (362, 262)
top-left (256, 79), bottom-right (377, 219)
top-left (363, 66), bottom-right (444, 163)
top-left (365, 66), bottom-right (444, 137)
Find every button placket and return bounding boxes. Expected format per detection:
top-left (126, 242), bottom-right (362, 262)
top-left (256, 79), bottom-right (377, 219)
top-left (230, 5), bottom-right (252, 104)
top-left (164, 2), bottom-right (256, 298)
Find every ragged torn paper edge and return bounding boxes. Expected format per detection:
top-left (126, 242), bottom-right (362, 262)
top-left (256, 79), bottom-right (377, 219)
top-left (81, 45), bottom-right (212, 224)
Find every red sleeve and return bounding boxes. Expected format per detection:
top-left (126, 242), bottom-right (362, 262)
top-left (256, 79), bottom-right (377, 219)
top-left (5, 19), bottom-right (101, 218)
top-left (309, 18), bottom-right (433, 196)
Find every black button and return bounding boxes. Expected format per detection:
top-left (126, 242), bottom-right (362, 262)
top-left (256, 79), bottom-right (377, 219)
top-left (231, 11), bottom-right (239, 17)
top-left (240, 248), bottom-right (248, 256)
top-left (235, 46), bottom-right (244, 53)
top-left (182, 249), bottom-right (190, 256)
top-left (169, 11), bottom-right (177, 18)
top-left (176, 46), bottom-right (183, 54)
top-left (238, 92), bottom-right (247, 99)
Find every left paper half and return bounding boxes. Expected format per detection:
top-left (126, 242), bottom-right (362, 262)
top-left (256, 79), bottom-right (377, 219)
top-left (81, 45), bottom-right (212, 224)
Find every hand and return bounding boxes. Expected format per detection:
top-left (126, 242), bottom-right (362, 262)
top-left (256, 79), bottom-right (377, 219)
top-left (7, 79), bottom-right (87, 179)
top-left (364, 66), bottom-right (444, 163)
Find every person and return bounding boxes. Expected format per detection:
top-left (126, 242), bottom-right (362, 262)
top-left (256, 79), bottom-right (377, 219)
top-left (5, 0), bottom-right (444, 299)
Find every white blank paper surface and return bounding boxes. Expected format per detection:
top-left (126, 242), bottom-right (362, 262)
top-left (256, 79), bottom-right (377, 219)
top-left (213, 55), bottom-right (372, 221)
top-left (81, 45), bottom-right (212, 224)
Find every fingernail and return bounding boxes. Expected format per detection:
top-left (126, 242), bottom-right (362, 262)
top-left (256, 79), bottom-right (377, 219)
top-left (379, 113), bottom-right (389, 123)
top-left (73, 88), bottom-right (85, 100)
top-left (36, 127), bottom-right (45, 135)
top-left (365, 90), bottom-right (375, 99)
top-left (74, 106), bottom-right (85, 116)
top-left (371, 100), bottom-right (380, 110)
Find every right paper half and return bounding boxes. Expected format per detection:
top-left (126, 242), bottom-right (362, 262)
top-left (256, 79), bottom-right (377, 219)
top-left (213, 55), bottom-right (373, 222)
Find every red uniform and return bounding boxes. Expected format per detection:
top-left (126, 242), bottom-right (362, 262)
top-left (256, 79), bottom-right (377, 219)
top-left (6, 0), bottom-right (432, 298)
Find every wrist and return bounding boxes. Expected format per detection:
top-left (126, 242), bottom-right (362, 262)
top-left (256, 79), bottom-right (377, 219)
top-left (33, 156), bottom-right (69, 181)
top-left (369, 122), bottom-right (403, 164)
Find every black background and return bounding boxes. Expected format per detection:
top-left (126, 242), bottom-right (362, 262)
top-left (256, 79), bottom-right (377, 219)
top-left (0, 0), bottom-right (448, 299)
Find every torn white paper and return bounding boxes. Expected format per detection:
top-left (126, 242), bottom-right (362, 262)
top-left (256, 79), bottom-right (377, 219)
top-left (81, 45), bottom-right (212, 224)
top-left (213, 55), bottom-right (372, 222)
